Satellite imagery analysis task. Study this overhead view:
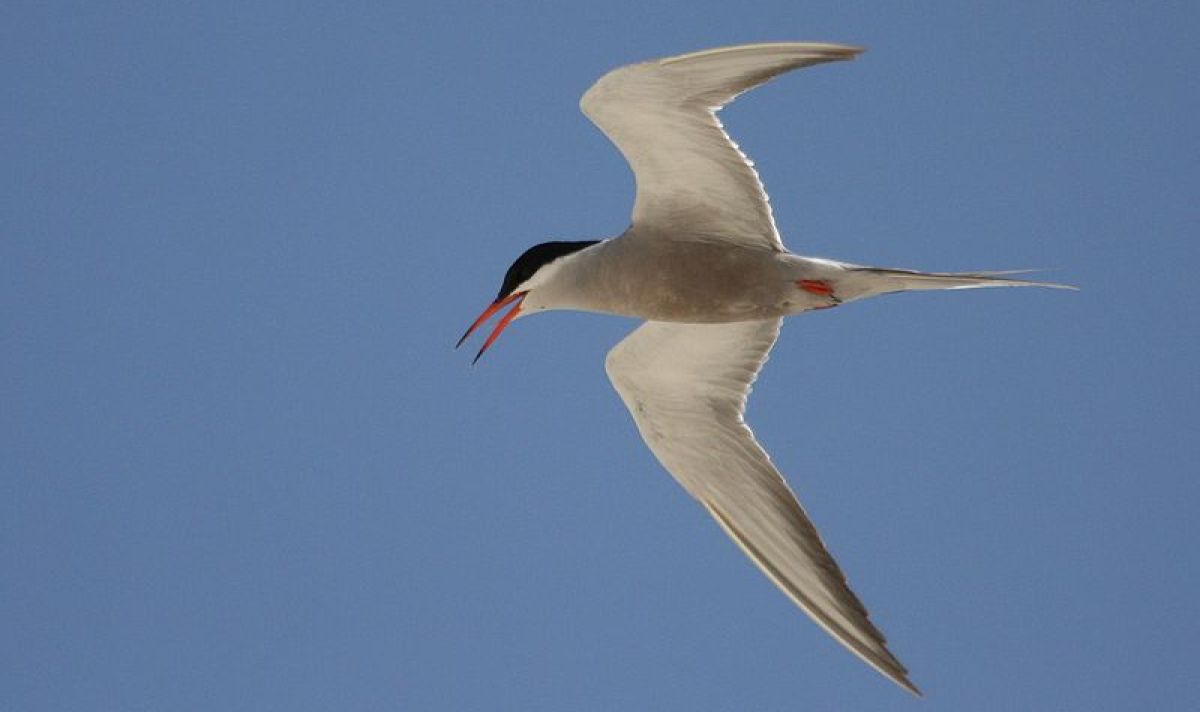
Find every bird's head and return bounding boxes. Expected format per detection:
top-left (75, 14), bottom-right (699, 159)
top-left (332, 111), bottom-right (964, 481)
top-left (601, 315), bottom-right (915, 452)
top-left (456, 240), bottom-right (599, 363)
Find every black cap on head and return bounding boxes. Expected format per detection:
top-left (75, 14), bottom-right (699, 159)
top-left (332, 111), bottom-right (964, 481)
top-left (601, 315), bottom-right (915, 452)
top-left (495, 240), bottom-right (599, 300)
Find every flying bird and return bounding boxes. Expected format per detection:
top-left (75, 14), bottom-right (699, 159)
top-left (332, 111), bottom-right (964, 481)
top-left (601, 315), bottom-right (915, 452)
top-left (457, 42), bottom-right (1071, 695)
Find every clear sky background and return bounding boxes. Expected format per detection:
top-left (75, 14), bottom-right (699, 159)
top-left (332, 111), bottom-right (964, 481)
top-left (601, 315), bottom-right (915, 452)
top-left (5, 3), bottom-right (1198, 710)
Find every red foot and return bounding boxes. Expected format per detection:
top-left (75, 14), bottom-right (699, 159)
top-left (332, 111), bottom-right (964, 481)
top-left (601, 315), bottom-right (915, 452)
top-left (797, 279), bottom-right (835, 297)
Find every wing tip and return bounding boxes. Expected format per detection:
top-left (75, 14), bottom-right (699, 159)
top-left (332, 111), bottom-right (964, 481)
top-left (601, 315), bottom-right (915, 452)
top-left (897, 676), bottom-right (924, 697)
top-left (658, 41), bottom-right (866, 66)
top-left (702, 500), bottom-right (922, 697)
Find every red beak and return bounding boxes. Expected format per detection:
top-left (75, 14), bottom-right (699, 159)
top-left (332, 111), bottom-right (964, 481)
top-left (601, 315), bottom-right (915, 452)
top-left (455, 291), bottom-right (527, 363)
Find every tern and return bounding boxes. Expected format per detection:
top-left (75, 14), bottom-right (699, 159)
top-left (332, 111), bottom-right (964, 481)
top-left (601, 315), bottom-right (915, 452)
top-left (457, 42), bottom-right (1071, 695)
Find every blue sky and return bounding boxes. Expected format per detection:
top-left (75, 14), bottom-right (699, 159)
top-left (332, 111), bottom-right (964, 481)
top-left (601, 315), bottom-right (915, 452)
top-left (4, 2), bottom-right (1198, 710)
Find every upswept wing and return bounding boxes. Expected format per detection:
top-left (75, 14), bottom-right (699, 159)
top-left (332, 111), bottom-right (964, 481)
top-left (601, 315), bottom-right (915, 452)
top-left (604, 319), bottom-right (919, 695)
top-left (581, 42), bottom-right (862, 250)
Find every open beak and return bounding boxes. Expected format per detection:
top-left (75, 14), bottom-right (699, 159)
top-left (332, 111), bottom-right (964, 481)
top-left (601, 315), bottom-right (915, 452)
top-left (455, 291), bottom-right (527, 363)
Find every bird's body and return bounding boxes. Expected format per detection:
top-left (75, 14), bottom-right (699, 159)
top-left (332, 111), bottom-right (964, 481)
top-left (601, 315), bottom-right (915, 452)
top-left (521, 238), bottom-right (833, 321)
top-left (457, 42), bottom-right (1072, 696)
top-left (524, 235), bottom-right (1045, 322)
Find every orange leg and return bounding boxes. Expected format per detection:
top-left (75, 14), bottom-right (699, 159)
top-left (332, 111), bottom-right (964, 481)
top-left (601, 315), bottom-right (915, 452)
top-left (797, 279), bottom-right (835, 297)
top-left (796, 279), bottom-right (841, 309)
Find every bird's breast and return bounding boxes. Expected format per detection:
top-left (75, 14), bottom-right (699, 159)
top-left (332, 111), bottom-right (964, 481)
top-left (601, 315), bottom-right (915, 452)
top-left (571, 238), bottom-right (799, 322)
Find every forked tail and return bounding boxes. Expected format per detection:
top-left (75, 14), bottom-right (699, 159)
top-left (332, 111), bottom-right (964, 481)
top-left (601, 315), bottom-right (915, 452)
top-left (834, 266), bottom-right (1077, 302)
